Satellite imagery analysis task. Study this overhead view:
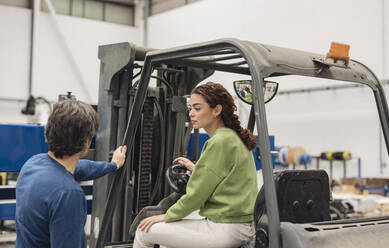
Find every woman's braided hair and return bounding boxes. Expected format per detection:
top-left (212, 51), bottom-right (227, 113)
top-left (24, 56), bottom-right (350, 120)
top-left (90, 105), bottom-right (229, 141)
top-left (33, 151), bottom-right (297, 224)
top-left (191, 82), bottom-right (257, 150)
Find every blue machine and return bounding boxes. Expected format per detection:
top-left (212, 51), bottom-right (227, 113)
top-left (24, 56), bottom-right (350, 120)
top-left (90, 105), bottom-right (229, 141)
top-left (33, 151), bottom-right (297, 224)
top-left (187, 133), bottom-right (276, 170)
top-left (0, 124), bottom-right (92, 220)
top-left (0, 124), bottom-right (47, 220)
top-left (0, 124), bottom-right (47, 172)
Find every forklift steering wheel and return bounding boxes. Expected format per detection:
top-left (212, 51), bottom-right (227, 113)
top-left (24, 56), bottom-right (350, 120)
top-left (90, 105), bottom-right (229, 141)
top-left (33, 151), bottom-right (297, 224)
top-left (165, 164), bottom-right (191, 194)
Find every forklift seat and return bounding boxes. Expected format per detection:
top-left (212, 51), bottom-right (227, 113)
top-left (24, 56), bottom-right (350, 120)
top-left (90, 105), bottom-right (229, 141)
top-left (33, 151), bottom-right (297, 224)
top-left (254, 170), bottom-right (331, 247)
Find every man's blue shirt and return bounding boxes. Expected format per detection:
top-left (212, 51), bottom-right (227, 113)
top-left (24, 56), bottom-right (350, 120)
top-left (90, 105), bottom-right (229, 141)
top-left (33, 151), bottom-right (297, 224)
top-left (15, 153), bottom-right (117, 248)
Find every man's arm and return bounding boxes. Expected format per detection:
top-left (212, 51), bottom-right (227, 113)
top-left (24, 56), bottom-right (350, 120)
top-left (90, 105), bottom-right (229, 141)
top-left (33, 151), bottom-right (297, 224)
top-left (74, 145), bottom-right (127, 181)
top-left (74, 160), bottom-right (116, 181)
top-left (49, 190), bottom-right (87, 248)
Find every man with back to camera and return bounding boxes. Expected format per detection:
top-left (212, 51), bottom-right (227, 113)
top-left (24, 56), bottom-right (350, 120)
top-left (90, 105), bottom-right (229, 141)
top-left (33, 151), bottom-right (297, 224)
top-left (15, 99), bottom-right (127, 247)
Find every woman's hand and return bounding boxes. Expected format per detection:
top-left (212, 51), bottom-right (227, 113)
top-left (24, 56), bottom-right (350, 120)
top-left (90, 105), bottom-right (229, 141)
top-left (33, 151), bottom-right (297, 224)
top-left (173, 157), bottom-right (195, 171)
top-left (138, 214), bottom-right (165, 232)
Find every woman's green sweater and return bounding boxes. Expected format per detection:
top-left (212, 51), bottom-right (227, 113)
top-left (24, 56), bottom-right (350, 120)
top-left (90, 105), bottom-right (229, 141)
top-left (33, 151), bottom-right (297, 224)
top-left (165, 128), bottom-right (258, 223)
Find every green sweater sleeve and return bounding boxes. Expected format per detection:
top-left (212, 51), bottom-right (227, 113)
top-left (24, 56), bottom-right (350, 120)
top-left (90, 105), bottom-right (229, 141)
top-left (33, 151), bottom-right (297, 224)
top-left (165, 139), bottom-right (227, 222)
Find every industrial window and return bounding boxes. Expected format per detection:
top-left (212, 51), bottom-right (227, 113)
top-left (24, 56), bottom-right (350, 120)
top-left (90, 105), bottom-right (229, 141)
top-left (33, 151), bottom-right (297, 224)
top-left (0, 0), bottom-right (30, 8)
top-left (0, 0), bottom-right (134, 26)
top-left (41, 0), bottom-right (135, 26)
top-left (150, 0), bottom-right (200, 16)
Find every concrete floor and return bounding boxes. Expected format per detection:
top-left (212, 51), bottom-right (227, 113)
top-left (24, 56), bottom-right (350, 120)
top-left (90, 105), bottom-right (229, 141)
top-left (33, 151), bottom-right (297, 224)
top-left (0, 242), bottom-right (14, 248)
top-left (0, 221), bottom-right (94, 248)
top-left (0, 221), bottom-right (15, 248)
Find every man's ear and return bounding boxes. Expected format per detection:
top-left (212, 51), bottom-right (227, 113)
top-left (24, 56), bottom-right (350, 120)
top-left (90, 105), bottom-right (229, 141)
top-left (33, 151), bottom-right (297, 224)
top-left (80, 139), bottom-right (91, 157)
top-left (214, 104), bottom-right (222, 117)
top-left (84, 139), bottom-right (91, 150)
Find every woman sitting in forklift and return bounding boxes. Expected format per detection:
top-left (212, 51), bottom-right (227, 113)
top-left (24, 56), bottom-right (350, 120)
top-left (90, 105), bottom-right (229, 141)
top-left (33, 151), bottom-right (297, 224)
top-left (134, 82), bottom-right (258, 248)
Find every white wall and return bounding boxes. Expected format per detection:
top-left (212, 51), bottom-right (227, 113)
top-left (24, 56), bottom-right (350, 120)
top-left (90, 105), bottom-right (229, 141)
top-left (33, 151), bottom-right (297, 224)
top-left (0, 5), bottom-right (140, 124)
top-left (0, 6), bottom-right (31, 101)
top-left (148, 0), bottom-right (386, 76)
top-left (148, 0), bottom-right (389, 178)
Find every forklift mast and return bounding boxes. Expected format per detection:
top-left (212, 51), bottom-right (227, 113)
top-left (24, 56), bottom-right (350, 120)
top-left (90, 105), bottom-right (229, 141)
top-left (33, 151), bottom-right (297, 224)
top-left (90, 42), bottom-right (213, 247)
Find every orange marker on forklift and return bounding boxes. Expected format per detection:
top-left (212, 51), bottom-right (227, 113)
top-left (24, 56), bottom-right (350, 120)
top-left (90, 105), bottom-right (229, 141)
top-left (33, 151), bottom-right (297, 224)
top-left (326, 42), bottom-right (350, 63)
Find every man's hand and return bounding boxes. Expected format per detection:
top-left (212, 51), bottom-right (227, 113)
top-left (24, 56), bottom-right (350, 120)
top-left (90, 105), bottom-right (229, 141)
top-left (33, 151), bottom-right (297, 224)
top-left (138, 214), bottom-right (165, 232)
top-left (111, 146), bottom-right (127, 169)
top-left (173, 157), bottom-right (195, 171)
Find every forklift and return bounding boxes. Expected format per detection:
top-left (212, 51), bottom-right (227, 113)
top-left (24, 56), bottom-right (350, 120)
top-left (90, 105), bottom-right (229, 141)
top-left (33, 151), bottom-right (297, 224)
top-left (90, 39), bottom-right (389, 247)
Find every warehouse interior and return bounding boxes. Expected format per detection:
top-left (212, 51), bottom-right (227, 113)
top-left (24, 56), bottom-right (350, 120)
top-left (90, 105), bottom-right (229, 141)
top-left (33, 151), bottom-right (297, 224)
top-left (1, 0), bottom-right (389, 247)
